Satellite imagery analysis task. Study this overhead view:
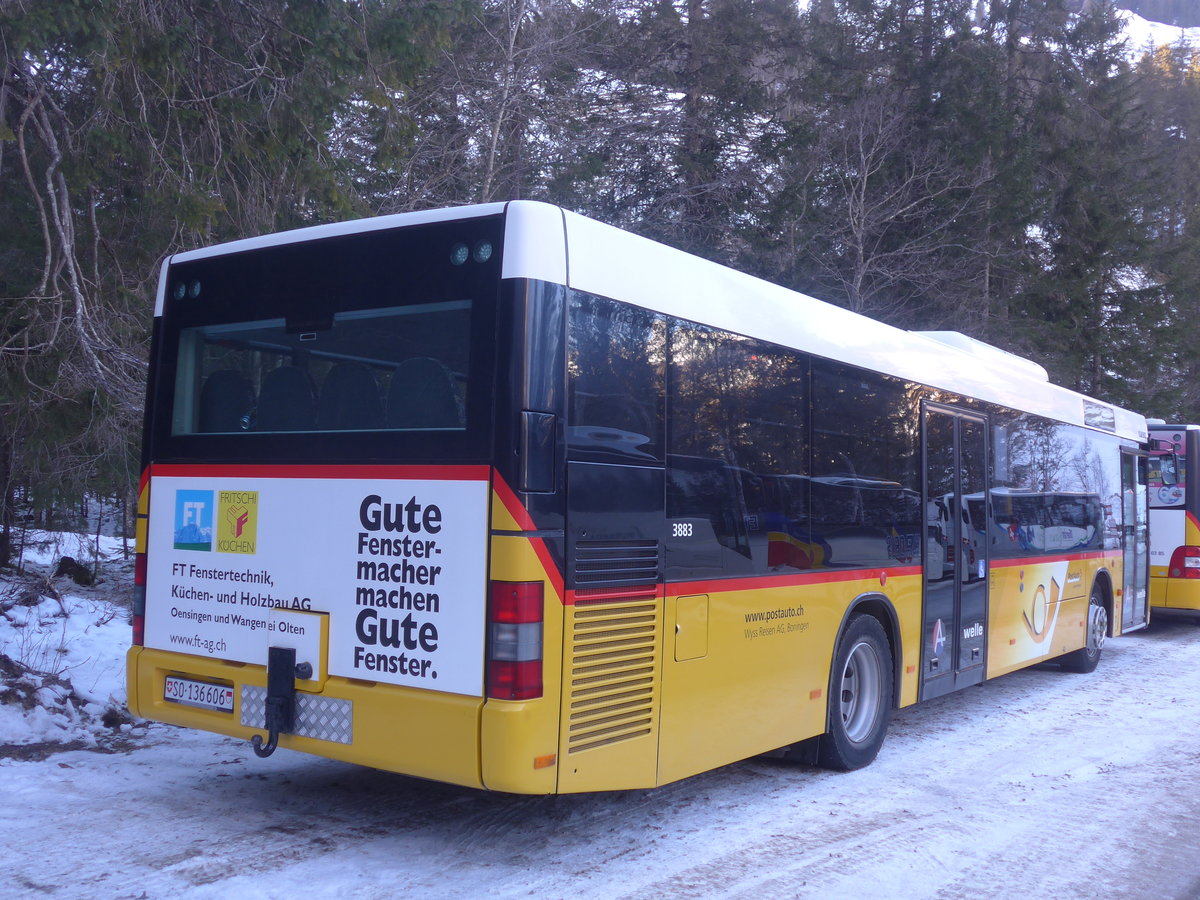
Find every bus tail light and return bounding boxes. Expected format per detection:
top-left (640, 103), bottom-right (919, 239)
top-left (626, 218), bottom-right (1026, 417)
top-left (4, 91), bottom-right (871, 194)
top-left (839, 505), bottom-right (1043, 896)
top-left (132, 550), bottom-right (147, 646)
top-left (1169, 546), bottom-right (1200, 579)
top-left (132, 469), bottom-right (150, 647)
top-left (133, 549), bottom-right (148, 648)
top-left (487, 581), bottom-right (544, 700)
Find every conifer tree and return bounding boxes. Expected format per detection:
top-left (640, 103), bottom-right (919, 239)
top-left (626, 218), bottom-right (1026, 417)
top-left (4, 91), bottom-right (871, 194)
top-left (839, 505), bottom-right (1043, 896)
top-left (0, 0), bottom-right (459, 564)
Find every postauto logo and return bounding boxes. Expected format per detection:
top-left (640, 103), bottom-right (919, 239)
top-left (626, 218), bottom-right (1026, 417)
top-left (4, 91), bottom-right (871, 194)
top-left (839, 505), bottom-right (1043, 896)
top-left (173, 489), bottom-right (258, 555)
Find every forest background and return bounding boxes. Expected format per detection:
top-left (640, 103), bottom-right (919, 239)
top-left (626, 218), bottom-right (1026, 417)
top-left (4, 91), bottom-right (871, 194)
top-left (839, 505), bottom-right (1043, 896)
top-left (1, 0), bottom-right (1198, 563)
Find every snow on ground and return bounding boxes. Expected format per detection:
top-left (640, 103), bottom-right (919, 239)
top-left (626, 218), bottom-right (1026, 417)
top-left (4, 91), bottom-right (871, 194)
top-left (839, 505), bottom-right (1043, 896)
top-left (0, 531), bottom-right (135, 752)
top-left (3, 534), bottom-right (1200, 899)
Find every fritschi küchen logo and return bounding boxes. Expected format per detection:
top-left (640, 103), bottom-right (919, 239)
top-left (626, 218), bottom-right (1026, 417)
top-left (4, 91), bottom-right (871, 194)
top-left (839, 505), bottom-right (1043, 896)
top-left (216, 490), bottom-right (259, 554)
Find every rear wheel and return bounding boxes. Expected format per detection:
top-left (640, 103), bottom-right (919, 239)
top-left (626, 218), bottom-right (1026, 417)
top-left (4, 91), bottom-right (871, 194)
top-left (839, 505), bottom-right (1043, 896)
top-left (818, 614), bottom-right (893, 771)
top-left (1061, 583), bottom-right (1107, 674)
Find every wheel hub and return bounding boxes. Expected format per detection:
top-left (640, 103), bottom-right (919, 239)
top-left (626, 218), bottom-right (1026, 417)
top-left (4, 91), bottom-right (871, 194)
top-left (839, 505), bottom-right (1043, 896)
top-left (840, 640), bottom-right (883, 745)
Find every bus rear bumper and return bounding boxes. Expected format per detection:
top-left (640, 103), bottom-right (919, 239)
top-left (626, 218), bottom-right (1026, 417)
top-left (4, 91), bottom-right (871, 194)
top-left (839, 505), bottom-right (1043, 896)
top-left (1151, 576), bottom-right (1200, 612)
top-left (127, 646), bottom-right (485, 788)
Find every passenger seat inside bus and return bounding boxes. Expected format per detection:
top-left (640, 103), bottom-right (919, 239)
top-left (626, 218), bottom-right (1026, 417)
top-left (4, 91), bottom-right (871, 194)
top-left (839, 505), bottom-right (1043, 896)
top-left (197, 369), bottom-right (255, 433)
top-left (319, 361), bottom-right (383, 430)
top-left (257, 366), bottom-right (316, 431)
top-left (387, 357), bottom-right (463, 429)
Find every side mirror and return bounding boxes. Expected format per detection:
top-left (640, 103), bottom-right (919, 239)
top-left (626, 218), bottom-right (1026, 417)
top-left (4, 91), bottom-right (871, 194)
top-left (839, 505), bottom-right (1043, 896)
top-left (1149, 439), bottom-right (1180, 486)
top-left (1160, 455), bottom-right (1179, 486)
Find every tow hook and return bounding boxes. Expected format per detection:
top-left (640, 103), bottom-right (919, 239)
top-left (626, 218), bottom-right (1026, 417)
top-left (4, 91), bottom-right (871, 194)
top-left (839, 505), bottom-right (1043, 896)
top-left (251, 646), bottom-right (310, 758)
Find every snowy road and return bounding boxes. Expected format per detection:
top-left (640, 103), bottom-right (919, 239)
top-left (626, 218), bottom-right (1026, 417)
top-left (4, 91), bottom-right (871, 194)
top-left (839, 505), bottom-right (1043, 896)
top-left (5, 617), bottom-right (1200, 900)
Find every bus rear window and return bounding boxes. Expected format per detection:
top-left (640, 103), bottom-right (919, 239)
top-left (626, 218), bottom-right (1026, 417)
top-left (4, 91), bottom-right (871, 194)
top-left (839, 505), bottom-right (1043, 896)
top-left (148, 215), bottom-right (502, 462)
top-left (174, 302), bottom-right (471, 435)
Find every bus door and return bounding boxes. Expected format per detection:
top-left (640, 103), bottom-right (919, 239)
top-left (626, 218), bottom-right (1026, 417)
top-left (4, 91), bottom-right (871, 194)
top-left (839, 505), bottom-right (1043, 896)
top-left (1120, 450), bottom-right (1150, 631)
top-left (921, 406), bottom-right (989, 700)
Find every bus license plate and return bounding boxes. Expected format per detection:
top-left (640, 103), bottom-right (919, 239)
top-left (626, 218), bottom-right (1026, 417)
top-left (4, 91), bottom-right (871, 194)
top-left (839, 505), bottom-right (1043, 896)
top-left (164, 676), bottom-right (235, 713)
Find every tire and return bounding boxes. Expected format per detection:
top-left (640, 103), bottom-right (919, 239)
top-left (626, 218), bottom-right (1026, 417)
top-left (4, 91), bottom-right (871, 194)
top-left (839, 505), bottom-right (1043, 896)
top-left (1060, 583), bottom-right (1107, 674)
top-left (818, 614), bottom-right (894, 771)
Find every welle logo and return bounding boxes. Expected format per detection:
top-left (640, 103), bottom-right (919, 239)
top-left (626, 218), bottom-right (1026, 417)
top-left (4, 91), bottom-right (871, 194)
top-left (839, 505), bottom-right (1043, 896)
top-left (172, 489), bottom-right (259, 554)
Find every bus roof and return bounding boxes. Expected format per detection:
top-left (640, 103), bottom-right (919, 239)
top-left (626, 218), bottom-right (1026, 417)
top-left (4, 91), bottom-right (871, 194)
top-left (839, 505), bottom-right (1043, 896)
top-left (160, 200), bottom-right (1147, 443)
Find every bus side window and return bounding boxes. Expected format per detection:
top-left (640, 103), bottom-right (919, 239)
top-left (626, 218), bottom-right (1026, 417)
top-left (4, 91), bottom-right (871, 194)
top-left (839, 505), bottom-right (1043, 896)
top-left (809, 361), bottom-right (920, 568)
top-left (567, 292), bottom-right (664, 464)
top-left (666, 455), bottom-right (753, 573)
top-left (667, 323), bottom-right (807, 575)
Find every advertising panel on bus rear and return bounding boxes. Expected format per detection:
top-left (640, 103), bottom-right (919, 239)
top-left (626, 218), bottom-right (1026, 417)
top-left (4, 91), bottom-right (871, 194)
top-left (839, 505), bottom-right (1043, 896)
top-left (143, 469), bottom-right (489, 697)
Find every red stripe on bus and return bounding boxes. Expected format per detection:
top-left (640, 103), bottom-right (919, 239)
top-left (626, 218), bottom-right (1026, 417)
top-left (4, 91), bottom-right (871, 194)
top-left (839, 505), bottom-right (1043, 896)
top-left (989, 551), bottom-right (1113, 568)
top-left (563, 565), bottom-right (925, 604)
top-left (1187, 510), bottom-right (1200, 533)
top-left (149, 463), bottom-right (491, 480)
top-left (491, 472), bottom-right (566, 602)
top-left (491, 472), bottom-right (538, 531)
top-left (562, 552), bottom-right (1113, 604)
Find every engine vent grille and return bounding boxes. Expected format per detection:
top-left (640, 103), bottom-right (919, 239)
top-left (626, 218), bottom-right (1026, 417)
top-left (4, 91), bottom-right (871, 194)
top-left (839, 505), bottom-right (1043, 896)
top-left (573, 539), bottom-right (660, 589)
top-left (565, 586), bottom-right (660, 755)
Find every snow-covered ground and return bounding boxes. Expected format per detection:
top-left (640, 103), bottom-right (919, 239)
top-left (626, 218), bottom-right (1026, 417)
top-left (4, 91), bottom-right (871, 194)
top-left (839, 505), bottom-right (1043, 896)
top-left (0, 531), bottom-right (134, 752)
top-left (3, 532), bottom-right (1200, 899)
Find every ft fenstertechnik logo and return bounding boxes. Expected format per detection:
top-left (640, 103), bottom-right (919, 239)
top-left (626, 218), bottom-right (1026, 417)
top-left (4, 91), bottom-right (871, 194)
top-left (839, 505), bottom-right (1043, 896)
top-left (174, 490), bottom-right (214, 551)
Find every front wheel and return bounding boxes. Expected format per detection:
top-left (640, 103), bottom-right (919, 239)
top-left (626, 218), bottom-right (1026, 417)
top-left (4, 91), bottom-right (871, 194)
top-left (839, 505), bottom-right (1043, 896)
top-left (818, 614), bottom-right (894, 771)
top-left (1060, 584), bottom-right (1107, 674)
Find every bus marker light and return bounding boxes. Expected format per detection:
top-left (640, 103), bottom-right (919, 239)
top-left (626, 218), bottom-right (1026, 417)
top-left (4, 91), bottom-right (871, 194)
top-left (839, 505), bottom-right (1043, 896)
top-left (534, 754), bottom-right (557, 770)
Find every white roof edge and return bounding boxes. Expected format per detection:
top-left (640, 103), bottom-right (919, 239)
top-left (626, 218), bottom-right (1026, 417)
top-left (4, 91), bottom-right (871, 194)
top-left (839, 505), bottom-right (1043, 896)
top-left (913, 331), bottom-right (1050, 383)
top-left (501, 201), bottom-right (566, 284)
top-left (153, 258), bottom-right (170, 318)
top-left (169, 203), bottom-right (509, 265)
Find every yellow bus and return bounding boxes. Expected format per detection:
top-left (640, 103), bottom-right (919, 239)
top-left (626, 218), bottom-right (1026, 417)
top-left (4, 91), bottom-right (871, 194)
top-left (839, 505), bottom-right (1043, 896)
top-left (127, 202), bottom-right (1152, 793)
top-left (1149, 422), bottom-right (1199, 613)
